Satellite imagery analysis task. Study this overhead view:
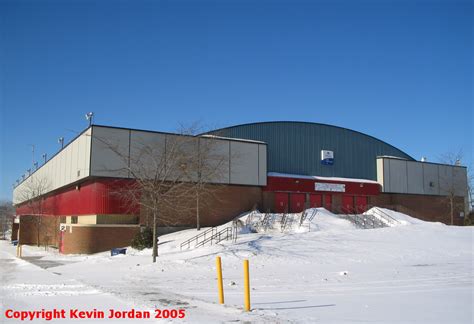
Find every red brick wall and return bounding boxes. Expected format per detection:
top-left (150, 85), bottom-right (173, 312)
top-left (141, 185), bottom-right (263, 228)
top-left (60, 225), bottom-right (140, 254)
top-left (11, 223), bottom-right (19, 241)
top-left (371, 193), bottom-right (466, 225)
top-left (19, 215), bottom-right (60, 246)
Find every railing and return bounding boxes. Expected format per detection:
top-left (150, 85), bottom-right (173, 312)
top-left (245, 210), bottom-right (258, 227)
top-left (299, 209), bottom-right (318, 226)
top-left (194, 226), bottom-right (237, 248)
top-left (281, 213), bottom-right (297, 232)
top-left (339, 206), bottom-right (386, 229)
top-left (180, 227), bottom-right (217, 250)
top-left (366, 205), bottom-right (400, 227)
top-left (180, 223), bottom-right (238, 250)
top-left (255, 213), bottom-right (272, 232)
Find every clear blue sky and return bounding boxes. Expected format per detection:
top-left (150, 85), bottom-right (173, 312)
top-left (1, 0), bottom-right (472, 200)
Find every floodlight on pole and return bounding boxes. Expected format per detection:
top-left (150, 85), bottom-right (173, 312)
top-left (29, 144), bottom-right (35, 166)
top-left (85, 112), bottom-right (94, 126)
top-left (58, 137), bottom-right (64, 149)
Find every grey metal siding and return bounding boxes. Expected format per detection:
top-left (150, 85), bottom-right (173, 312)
top-left (210, 122), bottom-right (414, 180)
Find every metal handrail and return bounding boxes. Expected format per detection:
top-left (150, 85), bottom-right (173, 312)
top-left (180, 226), bottom-right (216, 250)
top-left (195, 226), bottom-right (235, 248)
top-left (340, 206), bottom-right (386, 229)
top-left (280, 213), bottom-right (288, 232)
top-left (370, 207), bottom-right (400, 226)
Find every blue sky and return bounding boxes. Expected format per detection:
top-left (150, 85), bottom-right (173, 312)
top-left (1, 0), bottom-right (472, 200)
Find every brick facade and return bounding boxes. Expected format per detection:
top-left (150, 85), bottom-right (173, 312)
top-left (17, 184), bottom-right (262, 254)
top-left (60, 225), bottom-right (140, 254)
top-left (18, 215), bottom-right (61, 247)
top-left (370, 193), bottom-right (466, 225)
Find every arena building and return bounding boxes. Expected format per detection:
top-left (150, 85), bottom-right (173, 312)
top-left (13, 122), bottom-right (469, 254)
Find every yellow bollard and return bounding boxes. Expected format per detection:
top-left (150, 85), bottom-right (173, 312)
top-left (216, 256), bottom-right (224, 304)
top-left (244, 259), bottom-right (250, 311)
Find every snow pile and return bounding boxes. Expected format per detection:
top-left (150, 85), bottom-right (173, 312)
top-left (364, 207), bottom-right (426, 226)
top-left (234, 208), bottom-right (355, 234)
top-left (2, 205), bottom-right (472, 323)
top-left (309, 208), bottom-right (356, 232)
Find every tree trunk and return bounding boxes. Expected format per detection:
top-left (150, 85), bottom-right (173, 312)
top-left (36, 217), bottom-right (40, 247)
top-left (450, 197), bottom-right (454, 225)
top-left (152, 210), bottom-right (158, 263)
top-left (197, 192), bottom-right (200, 231)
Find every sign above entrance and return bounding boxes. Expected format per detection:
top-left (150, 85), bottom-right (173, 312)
top-left (321, 150), bottom-right (334, 165)
top-left (315, 182), bottom-right (345, 192)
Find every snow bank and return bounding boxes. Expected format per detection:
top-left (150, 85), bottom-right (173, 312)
top-left (364, 207), bottom-right (426, 226)
top-left (234, 207), bottom-right (355, 234)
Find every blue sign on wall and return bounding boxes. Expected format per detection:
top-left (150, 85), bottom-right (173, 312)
top-left (321, 150), bottom-right (334, 165)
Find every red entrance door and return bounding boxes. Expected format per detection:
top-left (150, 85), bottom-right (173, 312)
top-left (274, 192), bottom-right (289, 213)
top-left (290, 193), bottom-right (305, 213)
top-left (342, 195), bottom-right (354, 214)
top-left (309, 194), bottom-right (323, 208)
top-left (355, 196), bottom-right (368, 213)
top-left (324, 195), bottom-right (332, 212)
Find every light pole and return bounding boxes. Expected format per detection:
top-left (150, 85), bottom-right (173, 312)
top-left (58, 137), bottom-right (64, 149)
top-left (29, 144), bottom-right (35, 167)
top-left (85, 112), bottom-right (94, 127)
top-left (42, 153), bottom-right (47, 163)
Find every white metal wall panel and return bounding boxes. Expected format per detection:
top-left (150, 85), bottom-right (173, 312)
top-left (376, 159), bottom-right (384, 189)
top-left (14, 126), bottom-right (266, 205)
top-left (65, 144), bottom-right (72, 185)
top-left (423, 164), bottom-right (439, 195)
top-left (90, 127), bottom-right (130, 178)
top-left (129, 130), bottom-right (167, 179)
top-left (230, 141), bottom-right (259, 185)
top-left (199, 137), bottom-right (230, 184)
top-left (388, 159), bottom-right (408, 193)
top-left (13, 129), bottom-right (93, 204)
top-left (258, 144), bottom-right (267, 186)
top-left (383, 159), bottom-right (390, 192)
top-left (376, 157), bottom-right (467, 197)
top-left (406, 161), bottom-right (424, 194)
top-left (83, 128), bottom-right (92, 177)
top-left (438, 165), bottom-right (453, 196)
top-left (453, 167), bottom-right (468, 197)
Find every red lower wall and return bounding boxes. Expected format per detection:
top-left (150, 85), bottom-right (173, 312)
top-left (16, 179), bottom-right (140, 216)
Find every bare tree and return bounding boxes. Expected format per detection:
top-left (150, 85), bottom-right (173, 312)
top-left (17, 176), bottom-right (51, 246)
top-left (97, 131), bottom-right (203, 262)
top-left (0, 200), bottom-right (14, 240)
top-left (438, 150), bottom-right (469, 225)
top-left (190, 137), bottom-right (230, 230)
top-left (178, 125), bottom-right (229, 231)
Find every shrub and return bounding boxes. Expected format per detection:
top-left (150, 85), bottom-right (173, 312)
top-left (131, 227), bottom-right (153, 250)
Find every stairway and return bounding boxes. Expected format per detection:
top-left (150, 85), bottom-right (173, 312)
top-left (180, 224), bottom-right (237, 250)
top-left (340, 207), bottom-right (400, 229)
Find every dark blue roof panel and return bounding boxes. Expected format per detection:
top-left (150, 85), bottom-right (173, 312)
top-left (209, 121), bottom-right (414, 180)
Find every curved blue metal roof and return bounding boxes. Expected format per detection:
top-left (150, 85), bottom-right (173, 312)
top-left (209, 121), bottom-right (414, 180)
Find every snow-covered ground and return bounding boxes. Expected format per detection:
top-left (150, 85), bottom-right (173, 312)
top-left (1, 208), bottom-right (473, 323)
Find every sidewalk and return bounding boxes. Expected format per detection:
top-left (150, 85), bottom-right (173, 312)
top-left (0, 241), bottom-right (149, 323)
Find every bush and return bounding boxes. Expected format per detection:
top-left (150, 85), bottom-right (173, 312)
top-left (131, 227), bottom-right (153, 250)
